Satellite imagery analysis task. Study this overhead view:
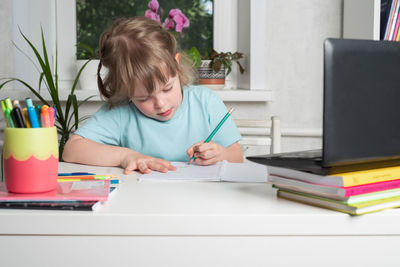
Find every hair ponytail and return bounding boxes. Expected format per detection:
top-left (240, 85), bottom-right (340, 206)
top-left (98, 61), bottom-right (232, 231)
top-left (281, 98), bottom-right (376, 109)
top-left (97, 60), bottom-right (110, 98)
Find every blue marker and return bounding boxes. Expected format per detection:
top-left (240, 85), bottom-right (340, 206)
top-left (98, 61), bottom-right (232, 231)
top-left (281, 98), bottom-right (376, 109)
top-left (58, 172), bottom-right (96, 176)
top-left (25, 98), bottom-right (40, 128)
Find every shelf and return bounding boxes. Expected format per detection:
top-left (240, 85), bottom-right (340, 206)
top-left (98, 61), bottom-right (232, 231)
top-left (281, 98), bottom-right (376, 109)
top-left (0, 88), bottom-right (273, 103)
top-left (215, 89), bottom-right (273, 102)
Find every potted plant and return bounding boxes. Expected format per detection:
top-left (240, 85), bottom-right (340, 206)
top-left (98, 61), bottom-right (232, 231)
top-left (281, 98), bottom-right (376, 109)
top-left (0, 28), bottom-right (93, 159)
top-left (188, 47), bottom-right (245, 90)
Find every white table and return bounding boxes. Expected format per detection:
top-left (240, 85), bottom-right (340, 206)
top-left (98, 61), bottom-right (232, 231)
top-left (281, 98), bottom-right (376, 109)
top-left (1, 162), bottom-right (400, 267)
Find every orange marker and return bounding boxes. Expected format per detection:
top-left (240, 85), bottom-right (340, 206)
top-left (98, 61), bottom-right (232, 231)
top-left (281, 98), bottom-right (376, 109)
top-left (41, 105), bottom-right (50, 127)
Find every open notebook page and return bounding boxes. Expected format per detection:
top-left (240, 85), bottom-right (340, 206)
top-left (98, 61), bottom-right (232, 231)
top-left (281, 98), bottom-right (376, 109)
top-left (139, 161), bottom-right (267, 182)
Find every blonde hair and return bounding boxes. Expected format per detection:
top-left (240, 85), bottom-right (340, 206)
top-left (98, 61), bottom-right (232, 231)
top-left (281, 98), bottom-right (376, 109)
top-left (97, 17), bottom-right (195, 107)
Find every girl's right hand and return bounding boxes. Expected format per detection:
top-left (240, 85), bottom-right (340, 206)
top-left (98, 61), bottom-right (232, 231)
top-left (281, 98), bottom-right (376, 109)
top-left (120, 151), bottom-right (176, 174)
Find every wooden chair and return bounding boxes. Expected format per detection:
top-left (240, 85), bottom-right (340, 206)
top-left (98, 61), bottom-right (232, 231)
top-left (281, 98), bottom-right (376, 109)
top-left (234, 116), bottom-right (281, 157)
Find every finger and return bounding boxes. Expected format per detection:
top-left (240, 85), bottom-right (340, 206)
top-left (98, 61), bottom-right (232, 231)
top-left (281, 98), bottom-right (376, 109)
top-left (148, 160), bottom-right (170, 173)
top-left (124, 168), bottom-right (133, 175)
top-left (123, 161), bottom-right (137, 174)
top-left (195, 149), bottom-right (215, 160)
top-left (168, 164), bottom-right (176, 171)
top-left (137, 161), bottom-right (151, 174)
top-left (159, 159), bottom-right (177, 171)
top-left (195, 157), bottom-right (218, 166)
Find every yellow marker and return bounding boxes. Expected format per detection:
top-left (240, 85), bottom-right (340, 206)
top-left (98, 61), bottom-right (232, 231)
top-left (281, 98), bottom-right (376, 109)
top-left (22, 108), bottom-right (31, 128)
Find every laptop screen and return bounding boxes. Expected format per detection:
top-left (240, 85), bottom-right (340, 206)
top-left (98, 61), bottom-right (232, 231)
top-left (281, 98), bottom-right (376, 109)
top-left (323, 38), bottom-right (400, 167)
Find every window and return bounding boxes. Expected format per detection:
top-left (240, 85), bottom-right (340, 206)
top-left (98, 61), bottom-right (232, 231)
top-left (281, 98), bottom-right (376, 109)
top-left (76, 0), bottom-right (213, 59)
top-left (13, 0), bottom-right (251, 91)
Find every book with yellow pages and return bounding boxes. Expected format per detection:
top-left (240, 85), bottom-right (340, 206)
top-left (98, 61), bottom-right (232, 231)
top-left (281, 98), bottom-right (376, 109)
top-left (277, 189), bottom-right (400, 215)
top-left (268, 165), bottom-right (400, 187)
top-left (269, 175), bottom-right (400, 201)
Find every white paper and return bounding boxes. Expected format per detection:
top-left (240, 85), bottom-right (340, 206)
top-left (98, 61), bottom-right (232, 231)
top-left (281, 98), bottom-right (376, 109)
top-left (140, 162), bottom-right (222, 181)
top-left (139, 161), bottom-right (267, 183)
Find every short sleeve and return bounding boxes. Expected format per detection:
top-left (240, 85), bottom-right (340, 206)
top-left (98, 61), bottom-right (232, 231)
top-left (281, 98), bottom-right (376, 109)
top-left (206, 90), bottom-right (242, 147)
top-left (74, 103), bottom-right (122, 146)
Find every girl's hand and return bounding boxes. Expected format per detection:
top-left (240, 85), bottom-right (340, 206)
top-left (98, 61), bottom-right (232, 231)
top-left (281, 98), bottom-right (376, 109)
top-left (186, 141), bottom-right (224, 165)
top-left (121, 151), bottom-right (176, 174)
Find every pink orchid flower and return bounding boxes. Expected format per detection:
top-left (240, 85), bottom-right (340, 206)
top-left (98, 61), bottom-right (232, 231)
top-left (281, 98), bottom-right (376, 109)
top-left (162, 17), bottom-right (175, 30)
top-left (144, 0), bottom-right (190, 33)
top-left (148, 0), bottom-right (159, 12)
top-left (145, 10), bottom-right (160, 23)
top-left (169, 9), bottom-right (189, 32)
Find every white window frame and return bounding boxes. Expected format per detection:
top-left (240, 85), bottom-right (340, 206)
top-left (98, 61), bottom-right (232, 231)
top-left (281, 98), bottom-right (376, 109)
top-left (13, 0), bottom-right (266, 92)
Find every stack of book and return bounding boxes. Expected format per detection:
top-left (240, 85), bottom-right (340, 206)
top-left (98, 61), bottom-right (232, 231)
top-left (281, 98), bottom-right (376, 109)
top-left (0, 173), bottom-right (119, 211)
top-left (381, 0), bottom-right (400, 41)
top-left (268, 165), bottom-right (400, 215)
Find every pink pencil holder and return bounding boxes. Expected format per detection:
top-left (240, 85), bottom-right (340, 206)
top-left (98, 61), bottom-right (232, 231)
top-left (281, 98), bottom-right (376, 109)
top-left (3, 127), bottom-right (59, 193)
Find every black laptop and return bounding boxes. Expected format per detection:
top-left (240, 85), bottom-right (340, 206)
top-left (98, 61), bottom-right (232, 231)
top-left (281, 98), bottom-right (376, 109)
top-left (247, 38), bottom-right (400, 175)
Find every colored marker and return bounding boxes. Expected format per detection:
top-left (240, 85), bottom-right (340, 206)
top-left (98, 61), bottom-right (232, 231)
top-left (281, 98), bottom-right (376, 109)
top-left (1, 100), bottom-right (9, 127)
top-left (57, 178), bottom-right (119, 184)
top-left (41, 105), bottom-right (50, 127)
top-left (53, 106), bottom-right (57, 120)
top-left (48, 106), bottom-right (55, 127)
top-left (190, 108), bottom-right (235, 162)
top-left (11, 100), bottom-right (26, 128)
top-left (58, 172), bottom-right (96, 176)
top-left (4, 98), bottom-right (13, 110)
top-left (4, 107), bottom-right (14, 128)
top-left (4, 98), bottom-right (15, 128)
top-left (35, 104), bottom-right (42, 126)
top-left (22, 108), bottom-right (31, 128)
top-left (26, 98), bottom-right (40, 128)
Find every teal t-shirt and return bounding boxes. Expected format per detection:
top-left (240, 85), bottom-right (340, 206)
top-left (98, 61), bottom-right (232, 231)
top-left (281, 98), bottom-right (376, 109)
top-left (75, 85), bottom-right (242, 162)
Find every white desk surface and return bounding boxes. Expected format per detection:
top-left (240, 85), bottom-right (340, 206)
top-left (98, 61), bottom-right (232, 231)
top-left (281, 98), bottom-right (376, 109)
top-left (2, 162), bottom-right (400, 267)
top-left (1, 162), bottom-right (400, 236)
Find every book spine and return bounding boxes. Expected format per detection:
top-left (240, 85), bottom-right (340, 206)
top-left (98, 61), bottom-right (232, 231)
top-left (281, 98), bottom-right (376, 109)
top-left (385, 0), bottom-right (397, 40)
top-left (392, 6), bottom-right (400, 40)
top-left (385, 0), bottom-right (398, 40)
top-left (341, 167), bottom-right (400, 187)
top-left (344, 179), bottom-right (400, 197)
top-left (397, 25), bottom-right (400, 40)
top-left (390, 0), bottom-right (400, 40)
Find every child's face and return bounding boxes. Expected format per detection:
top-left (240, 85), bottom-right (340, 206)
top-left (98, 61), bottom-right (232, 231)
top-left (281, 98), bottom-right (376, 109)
top-left (131, 75), bottom-right (183, 121)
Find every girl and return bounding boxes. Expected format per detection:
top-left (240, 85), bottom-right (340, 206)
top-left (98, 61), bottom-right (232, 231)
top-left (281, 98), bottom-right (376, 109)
top-left (62, 17), bottom-right (243, 174)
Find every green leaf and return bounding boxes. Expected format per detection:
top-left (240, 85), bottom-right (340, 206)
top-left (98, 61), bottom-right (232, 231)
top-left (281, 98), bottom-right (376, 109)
top-left (187, 47), bottom-right (202, 68)
top-left (72, 94), bottom-right (79, 130)
top-left (78, 95), bottom-right (97, 107)
top-left (0, 78), bottom-right (49, 105)
top-left (38, 72), bottom-right (45, 93)
top-left (71, 59), bottom-right (92, 95)
top-left (76, 43), bottom-right (95, 58)
top-left (64, 94), bottom-right (74, 127)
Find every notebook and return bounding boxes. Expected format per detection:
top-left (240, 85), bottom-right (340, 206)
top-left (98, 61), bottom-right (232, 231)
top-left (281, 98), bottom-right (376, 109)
top-left (0, 180), bottom-right (111, 201)
top-left (139, 161), bottom-right (267, 183)
top-left (247, 38), bottom-right (400, 175)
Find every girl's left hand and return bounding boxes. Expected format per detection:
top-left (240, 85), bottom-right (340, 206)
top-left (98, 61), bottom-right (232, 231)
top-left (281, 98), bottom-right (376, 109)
top-left (186, 141), bottom-right (223, 165)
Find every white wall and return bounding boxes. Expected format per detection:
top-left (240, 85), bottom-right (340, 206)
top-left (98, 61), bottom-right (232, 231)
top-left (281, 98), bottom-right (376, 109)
top-left (0, 0), bottom-right (14, 89)
top-left (0, 0), bottom-right (344, 153)
top-left (264, 0), bottom-right (342, 152)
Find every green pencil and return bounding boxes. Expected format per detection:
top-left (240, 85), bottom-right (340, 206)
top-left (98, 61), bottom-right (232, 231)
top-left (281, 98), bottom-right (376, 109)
top-left (191, 108), bottom-right (234, 161)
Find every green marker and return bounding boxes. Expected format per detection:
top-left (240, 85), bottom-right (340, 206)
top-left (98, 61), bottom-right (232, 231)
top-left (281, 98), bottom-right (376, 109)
top-left (191, 108), bottom-right (234, 161)
top-left (35, 104), bottom-right (42, 125)
top-left (1, 100), bottom-right (9, 127)
top-left (3, 98), bottom-right (15, 128)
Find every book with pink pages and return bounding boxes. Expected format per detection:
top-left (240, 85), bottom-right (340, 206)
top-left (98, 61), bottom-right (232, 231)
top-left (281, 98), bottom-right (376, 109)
top-left (269, 175), bottom-right (400, 202)
top-left (0, 180), bottom-right (111, 201)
